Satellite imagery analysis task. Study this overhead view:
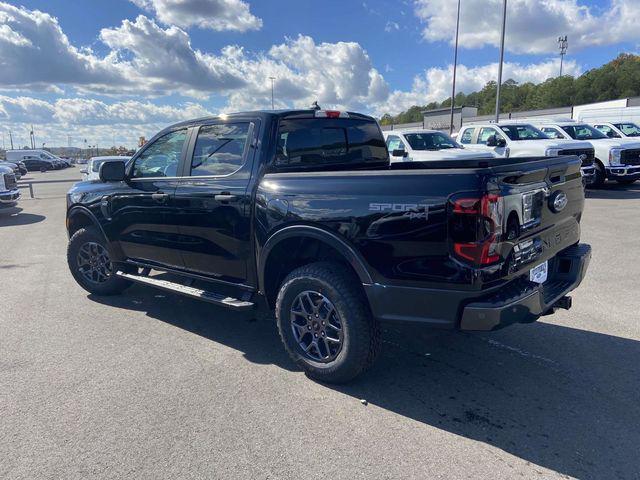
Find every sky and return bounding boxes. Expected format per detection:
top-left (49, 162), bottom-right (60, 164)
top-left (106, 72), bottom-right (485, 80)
top-left (0, 0), bottom-right (638, 148)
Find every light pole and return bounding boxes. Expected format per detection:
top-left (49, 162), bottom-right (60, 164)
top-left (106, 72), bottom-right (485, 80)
top-left (558, 35), bottom-right (568, 77)
top-left (9, 131), bottom-right (13, 150)
top-left (494, 0), bottom-right (507, 123)
top-left (449, 0), bottom-right (461, 135)
top-left (269, 76), bottom-right (276, 110)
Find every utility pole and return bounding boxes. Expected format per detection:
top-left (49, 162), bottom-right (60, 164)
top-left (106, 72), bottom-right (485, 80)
top-left (558, 35), bottom-right (568, 77)
top-left (9, 131), bottom-right (14, 150)
top-left (269, 76), bottom-right (276, 110)
top-left (494, 0), bottom-right (507, 123)
top-left (449, 0), bottom-right (461, 135)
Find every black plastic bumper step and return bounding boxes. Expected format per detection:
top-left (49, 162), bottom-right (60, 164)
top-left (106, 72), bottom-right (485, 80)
top-left (115, 271), bottom-right (254, 310)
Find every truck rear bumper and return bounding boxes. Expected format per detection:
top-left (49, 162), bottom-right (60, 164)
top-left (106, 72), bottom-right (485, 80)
top-left (460, 244), bottom-right (591, 330)
top-left (364, 243), bottom-right (591, 331)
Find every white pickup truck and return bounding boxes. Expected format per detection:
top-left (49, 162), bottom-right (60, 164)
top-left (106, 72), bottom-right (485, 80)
top-left (0, 164), bottom-right (20, 211)
top-left (531, 120), bottom-right (640, 186)
top-left (457, 122), bottom-right (596, 185)
top-left (592, 121), bottom-right (640, 140)
top-left (383, 129), bottom-right (495, 163)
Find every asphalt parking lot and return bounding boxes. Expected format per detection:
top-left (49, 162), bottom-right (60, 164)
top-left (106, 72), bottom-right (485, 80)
top-left (1, 168), bottom-right (639, 480)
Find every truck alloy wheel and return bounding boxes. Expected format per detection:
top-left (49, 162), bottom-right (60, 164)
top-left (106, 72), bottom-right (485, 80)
top-left (290, 290), bottom-right (343, 363)
top-left (275, 262), bottom-right (380, 383)
top-left (76, 241), bottom-right (113, 284)
top-left (67, 226), bottom-right (131, 295)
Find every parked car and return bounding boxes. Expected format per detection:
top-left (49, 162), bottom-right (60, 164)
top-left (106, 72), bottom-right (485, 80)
top-left (0, 165), bottom-right (20, 211)
top-left (22, 157), bottom-right (56, 172)
top-left (458, 122), bottom-right (596, 185)
top-left (592, 121), bottom-right (640, 139)
top-left (76, 158), bottom-right (89, 165)
top-left (81, 156), bottom-right (132, 181)
top-left (6, 149), bottom-right (65, 170)
top-left (383, 129), bottom-right (496, 162)
top-left (66, 109), bottom-right (591, 383)
top-left (531, 119), bottom-right (640, 186)
top-left (0, 161), bottom-right (22, 180)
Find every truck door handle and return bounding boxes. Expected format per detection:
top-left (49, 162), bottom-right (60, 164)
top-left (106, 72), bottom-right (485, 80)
top-left (214, 194), bottom-right (237, 202)
top-left (151, 193), bottom-right (169, 203)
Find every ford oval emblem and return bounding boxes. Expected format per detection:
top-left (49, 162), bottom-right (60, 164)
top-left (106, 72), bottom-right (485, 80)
top-left (549, 191), bottom-right (568, 213)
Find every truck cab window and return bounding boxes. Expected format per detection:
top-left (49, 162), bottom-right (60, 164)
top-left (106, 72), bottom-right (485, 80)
top-left (541, 127), bottom-right (564, 139)
top-left (190, 123), bottom-right (250, 176)
top-left (275, 118), bottom-right (387, 171)
top-left (458, 128), bottom-right (473, 144)
top-left (132, 129), bottom-right (187, 178)
top-left (386, 135), bottom-right (404, 152)
top-left (595, 124), bottom-right (621, 138)
top-left (478, 127), bottom-right (500, 145)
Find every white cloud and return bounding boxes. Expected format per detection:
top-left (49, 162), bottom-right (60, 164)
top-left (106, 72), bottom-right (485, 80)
top-left (0, 3), bottom-right (134, 92)
top-left (373, 58), bottom-right (582, 116)
top-left (99, 15), bottom-right (246, 96)
top-left (219, 35), bottom-right (389, 112)
top-left (130, 0), bottom-right (262, 32)
top-left (414, 0), bottom-right (640, 55)
top-left (384, 21), bottom-right (400, 33)
top-left (0, 95), bottom-right (213, 147)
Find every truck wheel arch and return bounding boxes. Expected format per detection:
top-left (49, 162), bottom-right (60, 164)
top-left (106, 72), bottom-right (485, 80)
top-left (67, 207), bottom-right (106, 240)
top-left (259, 226), bottom-right (373, 308)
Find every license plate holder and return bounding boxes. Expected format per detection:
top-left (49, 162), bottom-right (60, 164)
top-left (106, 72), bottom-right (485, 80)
top-left (529, 260), bottom-right (548, 284)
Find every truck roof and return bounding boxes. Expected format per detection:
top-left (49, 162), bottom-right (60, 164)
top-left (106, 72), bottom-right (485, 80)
top-left (383, 129), bottom-right (442, 135)
top-left (163, 109), bottom-right (378, 132)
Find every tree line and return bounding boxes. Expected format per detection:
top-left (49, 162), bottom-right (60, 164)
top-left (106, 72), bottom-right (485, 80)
top-left (379, 53), bottom-right (640, 125)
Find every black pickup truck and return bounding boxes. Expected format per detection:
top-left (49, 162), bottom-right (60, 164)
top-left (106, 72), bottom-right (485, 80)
top-left (66, 109), bottom-right (591, 382)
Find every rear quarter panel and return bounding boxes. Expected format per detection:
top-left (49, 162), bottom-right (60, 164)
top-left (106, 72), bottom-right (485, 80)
top-left (255, 169), bottom-right (482, 289)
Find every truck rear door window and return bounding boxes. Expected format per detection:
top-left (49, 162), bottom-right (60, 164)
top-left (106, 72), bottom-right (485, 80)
top-left (275, 118), bottom-right (387, 171)
top-left (190, 123), bottom-right (250, 176)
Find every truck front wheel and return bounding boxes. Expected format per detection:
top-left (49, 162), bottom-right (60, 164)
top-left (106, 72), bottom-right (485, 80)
top-left (67, 226), bottom-right (131, 296)
top-left (275, 262), bottom-right (380, 383)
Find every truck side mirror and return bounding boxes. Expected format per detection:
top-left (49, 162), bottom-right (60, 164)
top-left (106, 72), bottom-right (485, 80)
top-left (486, 135), bottom-right (497, 147)
top-left (99, 161), bottom-right (126, 182)
top-left (496, 137), bottom-right (507, 147)
top-left (606, 130), bottom-right (619, 138)
top-left (392, 149), bottom-right (408, 157)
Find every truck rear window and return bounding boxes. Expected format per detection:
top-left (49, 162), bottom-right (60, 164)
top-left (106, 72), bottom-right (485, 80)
top-left (274, 118), bottom-right (388, 171)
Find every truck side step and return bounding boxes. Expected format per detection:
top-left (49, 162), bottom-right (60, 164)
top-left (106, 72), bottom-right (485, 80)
top-left (115, 271), bottom-right (254, 311)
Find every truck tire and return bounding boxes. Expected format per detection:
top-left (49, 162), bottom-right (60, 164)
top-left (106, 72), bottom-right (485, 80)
top-left (592, 161), bottom-right (606, 188)
top-left (275, 262), bottom-right (381, 383)
top-left (67, 226), bottom-right (131, 295)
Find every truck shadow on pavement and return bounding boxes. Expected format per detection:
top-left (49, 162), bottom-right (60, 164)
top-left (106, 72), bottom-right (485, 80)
top-left (90, 287), bottom-right (639, 480)
top-left (0, 209), bottom-right (46, 226)
top-left (585, 183), bottom-right (640, 200)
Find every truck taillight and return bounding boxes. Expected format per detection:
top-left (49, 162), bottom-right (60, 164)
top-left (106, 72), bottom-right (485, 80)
top-left (450, 193), bottom-right (504, 266)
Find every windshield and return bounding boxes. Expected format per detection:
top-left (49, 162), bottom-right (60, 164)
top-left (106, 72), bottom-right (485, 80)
top-left (499, 124), bottom-right (548, 141)
top-left (561, 124), bottom-right (606, 140)
top-left (613, 123), bottom-right (640, 137)
top-left (403, 132), bottom-right (460, 150)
